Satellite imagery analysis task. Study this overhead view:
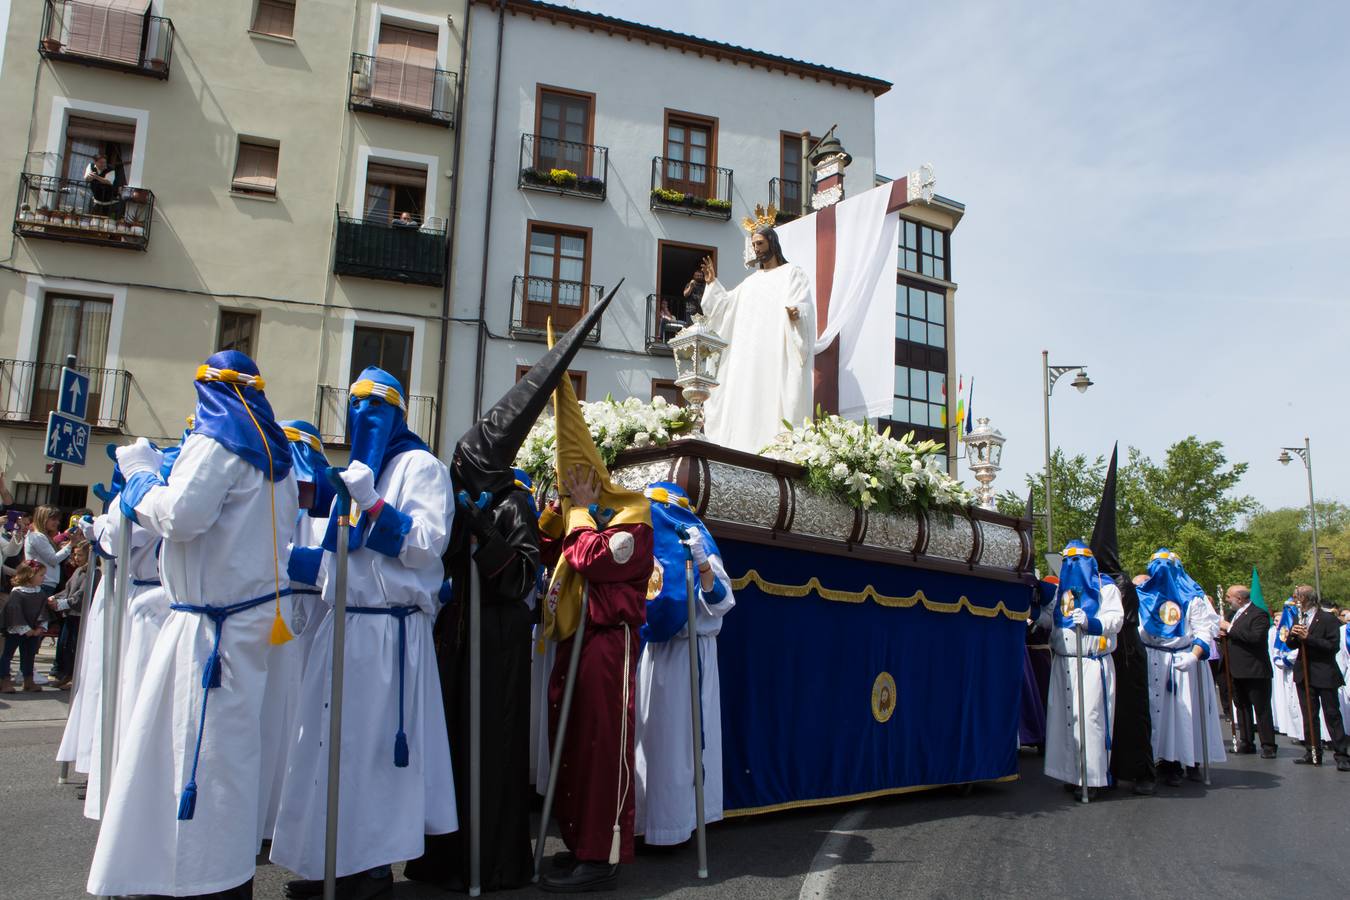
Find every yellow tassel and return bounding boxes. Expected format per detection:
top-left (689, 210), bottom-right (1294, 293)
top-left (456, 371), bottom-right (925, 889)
top-left (270, 610), bottom-right (294, 645)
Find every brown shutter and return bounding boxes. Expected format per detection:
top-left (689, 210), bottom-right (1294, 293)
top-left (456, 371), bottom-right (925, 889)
top-left (64, 0), bottom-right (150, 64)
top-left (365, 163), bottom-right (427, 190)
top-left (232, 142), bottom-right (279, 194)
top-left (373, 24), bottom-right (437, 111)
top-left (252, 0), bottom-right (296, 38)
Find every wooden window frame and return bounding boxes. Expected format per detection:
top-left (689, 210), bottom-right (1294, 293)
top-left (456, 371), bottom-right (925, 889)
top-left (251, 0), bottom-right (297, 40)
top-left (516, 364), bottom-right (586, 401)
top-left (662, 108), bottom-right (718, 198)
top-left (534, 84), bottom-right (596, 176)
top-left (216, 308), bottom-right (260, 358)
top-left (34, 293), bottom-right (113, 422)
top-left (350, 324), bottom-right (414, 392)
top-left (523, 219), bottom-right (593, 330)
top-left (231, 138), bottom-right (280, 196)
top-left (655, 238), bottom-right (716, 324)
top-left (362, 161), bottom-right (429, 224)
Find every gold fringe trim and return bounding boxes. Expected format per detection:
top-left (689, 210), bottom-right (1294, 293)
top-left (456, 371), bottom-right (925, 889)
top-left (723, 774), bottom-right (1020, 817)
top-left (730, 570), bottom-right (1030, 622)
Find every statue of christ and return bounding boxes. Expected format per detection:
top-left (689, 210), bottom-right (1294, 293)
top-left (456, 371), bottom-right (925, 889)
top-left (699, 226), bottom-right (815, 453)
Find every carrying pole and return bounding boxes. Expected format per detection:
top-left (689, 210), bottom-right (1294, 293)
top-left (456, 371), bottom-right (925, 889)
top-left (1300, 643), bottom-right (1321, 766)
top-left (1195, 661), bottom-right (1212, 785)
top-left (323, 478), bottom-right (352, 900)
top-left (97, 514), bottom-right (132, 816)
top-left (534, 583), bottom-right (590, 882)
top-left (469, 543), bottom-right (482, 897)
top-left (1074, 629), bottom-right (1090, 804)
top-left (684, 551), bottom-right (708, 879)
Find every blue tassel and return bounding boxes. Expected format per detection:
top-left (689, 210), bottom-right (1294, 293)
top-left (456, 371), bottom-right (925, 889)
top-left (202, 652), bottom-right (221, 690)
top-left (394, 730), bottom-right (409, 768)
top-left (177, 781), bottom-right (197, 820)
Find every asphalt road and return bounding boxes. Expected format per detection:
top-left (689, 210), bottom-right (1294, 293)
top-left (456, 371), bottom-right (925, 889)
top-left (3, 655), bottom-right (1345, 900)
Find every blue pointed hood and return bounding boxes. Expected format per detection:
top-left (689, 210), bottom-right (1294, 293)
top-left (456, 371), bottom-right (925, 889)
top-left (279, 419), bottom-right (328, 485)
top-left (641, 482), bottom-right (721, 643)
top-left (1054, 539), bottom-right (1102, 628)
top-left (192, 351), bottom-right (291, 482)
top-left (1136, 548), bottom-right (1204, 640)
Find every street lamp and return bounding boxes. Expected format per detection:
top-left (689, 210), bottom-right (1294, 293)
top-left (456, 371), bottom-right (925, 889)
top-left (962, 416), bottom-right (1005, 510)
top-left (1278, 437), bottom-right (1322, 598)
top-left (1041, 350), bottom-right (1093, 554)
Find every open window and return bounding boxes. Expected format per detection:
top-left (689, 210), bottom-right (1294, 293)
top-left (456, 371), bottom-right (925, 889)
top-left (649, 241), bottom-right (714, 346)
top-left (350, 325), bottom-right (413, 395)
top-left (62, 115), bottom-right (135, 210)
top-left (523, 222), bottom-right (590, 331)
top-left (363, 161), bottom-right (427, 226)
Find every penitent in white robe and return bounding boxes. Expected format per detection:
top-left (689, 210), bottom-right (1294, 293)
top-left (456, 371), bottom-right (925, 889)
top-left (270, 448), bottom-right (457, 880)
top-left (635, 555), bottom-right (735, 845)
top-left (1338, 623), bottom-right (1350, 725)
top-left (1142, 597), bottom-right (1228, 767)
top-left (701, 263), bottom-right (815, 454)
top-left (1039, 582), bottom-right (1124, 788)
top-left (87, 434), bottom-right (299, 897)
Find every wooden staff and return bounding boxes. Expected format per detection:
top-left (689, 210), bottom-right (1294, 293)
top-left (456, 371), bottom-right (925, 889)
top-left (1298, 619), bottom-right (1321, 766)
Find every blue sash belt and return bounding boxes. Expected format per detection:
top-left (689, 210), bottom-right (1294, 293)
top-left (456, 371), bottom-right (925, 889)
top-left (132, 578), bottom-right (161, 587)
top-left (347, 604), bottom-right (419, 768)
top-left (169, 589), bottom-right (290, 821)
top-left (1142, 640), bottom-right (1190, 694)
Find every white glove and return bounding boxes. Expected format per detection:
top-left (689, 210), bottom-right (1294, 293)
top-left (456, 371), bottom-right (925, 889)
top-left (79, 516), bottom-right (97, 541)
top-left (1070, 609), bottom-right (1089, 631)
top-left (117, 437), bottom-right (164, 478)
top-left (1173, 650), bottom-right (1201, 672)
top-left (680, 528), bottom-right (709, 567)
top-left (339, 460), bottom-right (380, 511)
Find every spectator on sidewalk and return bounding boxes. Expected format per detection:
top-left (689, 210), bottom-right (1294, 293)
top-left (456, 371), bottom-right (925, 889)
top-left (1220, 584), bottom-right (1277, 757)
top-left (24, 505), bottom-right (71, 600)
top-left (48, 540), bottom-right (93, 689)
top-left (1, 560), bottom-right (51, 693)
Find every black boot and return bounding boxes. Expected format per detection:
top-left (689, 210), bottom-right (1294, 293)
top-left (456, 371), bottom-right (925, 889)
top-left (540, 861), bottom-right (619, 893)
top-left (286, 868), bottom-right (391, 900)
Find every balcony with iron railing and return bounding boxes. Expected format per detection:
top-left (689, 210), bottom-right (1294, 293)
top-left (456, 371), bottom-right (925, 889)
top-left (333, 209), bottom-right (446, 286)
top-left (15, 173), bottom-right (154, 250)
top-left (316, 384), bottom-right (436, 448)
top-left (0, 359), bottom-right (131, 431)
top-left (649, 157), bottom-right (733, 220)
top-left (348, 52), bottom-right (456, 127)
top-left (644, 293), bottom-right (701, 353)
top-left (39, 0), bottom-right (174, 78)
top-left (509, 275), bottom-right (602, 344)
top-left (517, 134), bottom-right (608, 200)
top-left (768, 177), bottom-right (803, 223)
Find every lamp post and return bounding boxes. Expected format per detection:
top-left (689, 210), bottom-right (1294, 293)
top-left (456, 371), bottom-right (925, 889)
top-left (962, 416), bottom-right (1006, 510)
top-left (669, 315), bottom-right (727, 439)
top-left (1278, 437), bottom-right (1321, 598)
top-left (1041, 351), bottom-right (1093, 554)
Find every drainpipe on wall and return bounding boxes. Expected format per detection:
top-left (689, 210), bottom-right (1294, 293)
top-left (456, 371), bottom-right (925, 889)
top-left (470, 1), bottom-right (506, 422)
top-left (432, 3), bottom-right (474, 456)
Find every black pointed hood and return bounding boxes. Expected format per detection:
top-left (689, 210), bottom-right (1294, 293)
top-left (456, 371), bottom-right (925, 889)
top-left (1089, 443), bottom-right (1121, 576)
top-left (451, 279), bottom-right (624, 495)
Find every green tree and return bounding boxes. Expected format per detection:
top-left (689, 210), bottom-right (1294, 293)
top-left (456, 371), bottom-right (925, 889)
top-left (1290, 527), bottom-right (1350, 608)
top-left (1249, 500), bottom-right (1350, 605)
top-left (995, 449), bottom-right (1107, 563)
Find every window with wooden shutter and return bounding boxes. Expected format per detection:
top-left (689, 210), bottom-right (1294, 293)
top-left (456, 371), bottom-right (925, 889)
top-left (251, 0), bottom-right (296, 38)
top-left (372, 23), bottom-right (437, 111)
top-left (65, 0), bottom-right (150, 65)
top-left (363, 162), bottom-right (427, 224)
top-left (232, 140), bottom-right (280, 195)
top-left (524, 223), bottom-right (590, 330)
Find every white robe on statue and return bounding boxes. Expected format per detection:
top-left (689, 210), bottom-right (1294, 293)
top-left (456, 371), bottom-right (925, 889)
top-left (87, 434), bottom-right (299, 897)
top-left (636, 555), bottom-right (735, 845)
top-left (701, 263), bottom-right (815, 453)
top-left (270, 449), bottom-right (457, 880)
top-left (1142, 597), bottom-right (1228, 767)
top-left (1039, 582), bottom-right (1123, 787)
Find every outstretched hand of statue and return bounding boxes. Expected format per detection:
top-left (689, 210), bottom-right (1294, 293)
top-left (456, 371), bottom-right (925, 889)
top-left (699, 256), bottom-right (716, 284)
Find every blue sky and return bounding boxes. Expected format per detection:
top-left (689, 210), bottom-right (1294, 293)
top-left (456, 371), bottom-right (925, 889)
top-left (573, 0), bottom-right (1350, 512)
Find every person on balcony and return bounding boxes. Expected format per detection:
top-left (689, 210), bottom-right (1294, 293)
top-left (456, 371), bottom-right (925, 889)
top-left (393, 210), bottom-right (420, 228)
top-left (84, 154), bottom-right (117, 215)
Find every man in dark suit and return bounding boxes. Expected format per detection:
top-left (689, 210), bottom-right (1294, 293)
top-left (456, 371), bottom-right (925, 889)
top-left (1286, 585), bottom-right (1349, 771)
top-left (1220, 585), bottom-right (1276, 757)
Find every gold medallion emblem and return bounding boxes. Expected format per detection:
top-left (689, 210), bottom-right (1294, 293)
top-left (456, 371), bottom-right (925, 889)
top-left (1060, 590), bottom-right (1076, 617)
top-left (872, 672), bottom-right (897, 724)
top-left (1160, 601), bottom-right (1182, 627)
top-left (1278, 625), bottom-right (1289, 643)
top-left (646, 558), bottom-right (664, 600)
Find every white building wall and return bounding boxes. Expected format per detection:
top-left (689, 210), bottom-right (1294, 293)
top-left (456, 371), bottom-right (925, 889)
top-left (444, 7), bottom-right (879, 446)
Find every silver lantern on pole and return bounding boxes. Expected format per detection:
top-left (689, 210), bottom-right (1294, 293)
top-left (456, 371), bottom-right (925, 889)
top-left (668, 315), bottom-right (726, 439)
top-left (961, 416), bottom-right (1005, 510)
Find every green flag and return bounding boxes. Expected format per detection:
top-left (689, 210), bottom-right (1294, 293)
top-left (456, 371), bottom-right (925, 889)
top-left (1250, 565), bottom-right (1267, 611)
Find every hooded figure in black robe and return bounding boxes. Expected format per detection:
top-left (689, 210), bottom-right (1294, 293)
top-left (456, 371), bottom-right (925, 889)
top-left (1094, 444), bottom-right (1157, 792)
top-left (405, 284), bottom-right (622, 892)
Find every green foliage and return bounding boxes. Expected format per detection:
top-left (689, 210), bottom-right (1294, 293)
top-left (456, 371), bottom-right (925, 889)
top-left (995, 449), bottom-right (1107, 562)
top-left (706, 198), bottom-right (732, 212)
top-left (651, 187), bottom-right (686, 203)
top-left (1249, 500), bottom-right (1350, 606)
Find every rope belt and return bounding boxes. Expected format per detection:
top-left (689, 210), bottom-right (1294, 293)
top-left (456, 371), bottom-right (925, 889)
top-left (290, 587), bottom-right (322, 596)
top-left (1142, 639), bottom-right (1193, 694)
top-left (132, 578), bottom-right (161, 587)
top-left (169, 589), bottom-right (291, 821)
top-left (347, 604), bottom-right (419, 768)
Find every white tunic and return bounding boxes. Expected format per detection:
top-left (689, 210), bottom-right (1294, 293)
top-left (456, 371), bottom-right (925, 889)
top-left (1270, 627), bottom-right (1296, 736)
top-left (270, 448), bottom-right (457, 879)
top-left (701, 264), bottom-right (815, 453)
top-left (1141, 596), bottom-right (1227, 767)
top-left (1039, 582), bottom-right (1124, 787)
top-left (636, 554), bottom-right (735, 845)
top-left (1338, 623), bottom-right (1350, 725)
top-left (87, 434), bottom-right (299, 897)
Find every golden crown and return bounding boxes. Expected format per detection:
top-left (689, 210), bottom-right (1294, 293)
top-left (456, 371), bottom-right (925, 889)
top-left (741, 203), bottom-right (777, 234)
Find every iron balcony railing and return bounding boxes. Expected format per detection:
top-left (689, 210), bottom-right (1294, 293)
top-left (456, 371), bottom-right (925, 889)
top-left (769, 176), bottom-right (803, 222)
top-left (39, 0), bottom-right (174, 78)
top-left (517, 134), bottom-right (608, 200)
top-left (644, 293), bottom-right (702, 353)
top-left (348, 52), bottom-right (456, 127)
top-left (333, 209), bottom-right (446, 286)
top-left (0, 358), bottom-right (131, 431)
top-left (649, 156), bottom-right (733, 220)
top-left (509, 275), bottom-right (602, 344)
top-left (15, 172), bottom-right (154, 251)
top-left (315, 384), bottom-right (437, 447)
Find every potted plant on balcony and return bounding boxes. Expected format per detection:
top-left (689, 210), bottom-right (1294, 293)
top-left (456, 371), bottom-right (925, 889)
top-left (707, 198), bottom-right (732, 214)
top-left (548, 168), bottom-right (579, 189)
top-left (35, 206), bottom-right (51, 224)
top-left (521, 167), bottom-right (550, 188)
top-left (18, 204), bottom-right (33, 223)
top-left (651, 186), bottom-right (685, 206)
top-left (686, 195), bottom-right (708, 210)
top-left (577, 175), bottom-right (604, 196)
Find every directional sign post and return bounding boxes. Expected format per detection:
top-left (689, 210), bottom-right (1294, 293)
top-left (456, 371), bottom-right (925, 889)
top-left (45, 410), bottom-right (91, 467)
top-left (59, 365), bottom-right (90, 420)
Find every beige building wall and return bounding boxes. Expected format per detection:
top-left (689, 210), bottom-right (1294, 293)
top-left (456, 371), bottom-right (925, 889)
top-left (0, 0), bottom-right (464, 508)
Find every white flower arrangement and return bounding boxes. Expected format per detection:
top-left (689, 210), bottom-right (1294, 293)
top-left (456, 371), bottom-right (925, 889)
top-left (513, 395), bottom-right (697, 487)
top-left (761, 415), bottom-right (975, 513)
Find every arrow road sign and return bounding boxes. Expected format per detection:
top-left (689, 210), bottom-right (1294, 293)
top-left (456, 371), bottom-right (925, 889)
top-left (45, 410), bottom-right (90, 466)
top-left (59, 366), bottom-right (90, 420)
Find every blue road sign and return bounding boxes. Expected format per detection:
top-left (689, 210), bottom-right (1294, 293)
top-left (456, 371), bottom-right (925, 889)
top-left (45, 411), bottom-right (90, 466)
top-left (59, 366), bottom-right (90, 419)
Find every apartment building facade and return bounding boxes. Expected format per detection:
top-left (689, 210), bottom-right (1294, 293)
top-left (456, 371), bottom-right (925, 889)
top-left (0, 0), bottom-right (465, 507)
top-left (441, 0), bottom-right (890, 444)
